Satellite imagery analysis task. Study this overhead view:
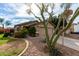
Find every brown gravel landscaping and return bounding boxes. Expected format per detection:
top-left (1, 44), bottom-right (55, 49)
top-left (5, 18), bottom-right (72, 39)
top-left (22, 36), bottom-right (79, 56)
top-left (65, 34), bottom-right (79, 40)
top-left (22, 36), bottom-right (49, 56)
top-left (57, 44), bottom-right (79, 56)
top-left (21, 36), bottom-right (79, 56)
top-left (22, 27), bottom-right (79, 56)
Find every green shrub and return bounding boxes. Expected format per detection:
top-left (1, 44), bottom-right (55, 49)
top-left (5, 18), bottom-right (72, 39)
top-left (20, 29), bottom-right (28, 37)
top-left (28, 26), bottom-right (36, 37)
top-left (14, 29), bottom-right (28, 38)
top-left (3, 32), bottom-right (11, 37)
top-left (0, 34), bottom-right (4, 39)
top-left (14, 31), bottom-right (21, 38)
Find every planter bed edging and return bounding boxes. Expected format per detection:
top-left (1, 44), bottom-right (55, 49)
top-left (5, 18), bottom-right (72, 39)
top-left (18, 39), bottom-right (29, 56)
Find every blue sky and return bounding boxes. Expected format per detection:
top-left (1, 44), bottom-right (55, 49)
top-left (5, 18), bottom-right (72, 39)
top-left (0, 3), bottom-right (79, 28)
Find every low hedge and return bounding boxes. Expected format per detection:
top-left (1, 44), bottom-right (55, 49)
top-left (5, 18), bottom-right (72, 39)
top-left (14, 26), bottom-right (37, 38)
top-left (3, 32), bottom-right (11, 37)
top-left (14, 29), bottom-right (28, 38)
top-left (28, 26), bottom-right (36, 37)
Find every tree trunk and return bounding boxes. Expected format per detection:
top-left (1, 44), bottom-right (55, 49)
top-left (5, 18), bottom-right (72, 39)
top-left (49, 34), bottom-right (60, 56)
top-left (2, 24), bottom-right (5, 34)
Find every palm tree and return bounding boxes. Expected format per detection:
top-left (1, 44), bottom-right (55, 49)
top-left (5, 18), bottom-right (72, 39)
top-left (5, 20), bottom-right (11, 33)
top-left (0, 18), bottom-right (11, 34)
top-left (0, 18), bottom-right (5, 34)
top-left (0, 18), bottom-right (4, 29)
top-left (5, 20), bottom-right (11, 26)
top-left (60, 3), bottom-right (72, 9)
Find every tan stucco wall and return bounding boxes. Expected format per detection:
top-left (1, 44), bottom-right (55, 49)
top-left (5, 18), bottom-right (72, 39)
top-left (35, 23), bottom-right (53, 38)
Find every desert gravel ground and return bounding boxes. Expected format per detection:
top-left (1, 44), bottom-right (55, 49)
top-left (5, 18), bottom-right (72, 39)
top-left (22, 36), bottom-right (49, 56)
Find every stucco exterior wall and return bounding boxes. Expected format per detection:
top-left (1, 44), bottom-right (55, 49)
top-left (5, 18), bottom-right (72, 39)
top-left (73, 23), bottom-right (79, 32)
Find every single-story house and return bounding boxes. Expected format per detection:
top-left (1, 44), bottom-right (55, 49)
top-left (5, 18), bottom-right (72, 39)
top-left (14, 20), bottom-right (53, 30)
top-left (14, 20), bottom-right (38, 31)
top-left (65, 22), bottom-right (79, 34)
top-left (14, 20), bottom-right (77, 36)
top-left (14, 20), bottom-right (53, 37)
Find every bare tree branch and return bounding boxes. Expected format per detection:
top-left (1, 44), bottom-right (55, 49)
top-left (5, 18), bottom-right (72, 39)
top-left (59, 7), bottom-right (79, 34)
top-left (50, 15), bottom-right (62, 44)
top-left (35, 3), bottom-right (42, 11)
top-left (31, 11), bottom-right (42, 22)
top-left (51, 7), bottom-right (79, 46)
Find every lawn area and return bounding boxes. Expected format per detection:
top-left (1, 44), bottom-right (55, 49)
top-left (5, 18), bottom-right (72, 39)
top-left (0, 38), bottom-right (26, 56)
top-left (0, 34), bottom-right (14, 45)
top-left (0, 37), bottom-right (14, 45)
top-left (0, 39), bottom-right (10, 45)
top-left (0, 34), bottom-right (4, 39)
top-left (0, 34), bottom-right (26, 56)
top-left (0, 47), bottom-right (24, 56)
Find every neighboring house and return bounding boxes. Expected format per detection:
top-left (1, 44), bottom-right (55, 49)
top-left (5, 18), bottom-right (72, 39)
top-left (0, 27), bottom-right (3, 33)
top-left (72, 22), bottom-right (79, 32)
top-left (66, 22), bottom-right (79, 34)
top-left (65, 24), bottom-right (74, 34)
top-left (0, 27), bottom-right (13, 33)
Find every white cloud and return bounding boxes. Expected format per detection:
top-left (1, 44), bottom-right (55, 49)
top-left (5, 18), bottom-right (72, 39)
top-left (0, 3), bottom-right (79, 27)
top-left (15, 4), bottom-right (30, 17)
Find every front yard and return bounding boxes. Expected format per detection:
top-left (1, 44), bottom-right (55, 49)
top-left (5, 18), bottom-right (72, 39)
top-left (0, 37), bottom-right (14, 46)
top-left (0, 27), bottom-right (79, 56)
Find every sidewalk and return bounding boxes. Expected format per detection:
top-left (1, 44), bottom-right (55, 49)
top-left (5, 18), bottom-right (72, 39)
top-left (58, 36), bottom-right (79, 51)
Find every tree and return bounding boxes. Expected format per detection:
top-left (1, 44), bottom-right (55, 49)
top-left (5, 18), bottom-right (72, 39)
top-left (5, 20), bottom-right (11, 33)
top-left (0, 18), bottom-right (11, 34)
top-left (0, 17), bottom-right (5, 34)
top-left (0, 17), bottom-right (4, 29)
top-left (26, 3), bottom-right (79, 55)
top-left (60, 3), bottom-right (72, 10)
top-left (5, 20), bottom-right (11, 26)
